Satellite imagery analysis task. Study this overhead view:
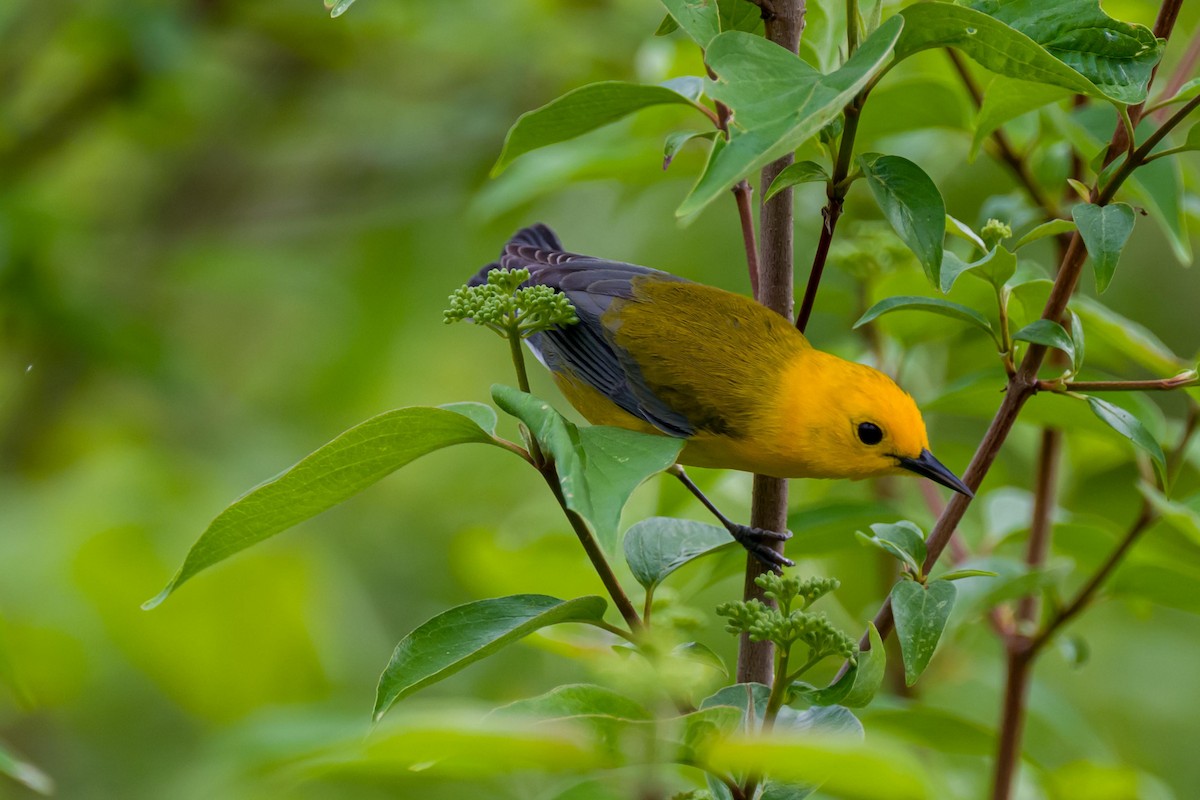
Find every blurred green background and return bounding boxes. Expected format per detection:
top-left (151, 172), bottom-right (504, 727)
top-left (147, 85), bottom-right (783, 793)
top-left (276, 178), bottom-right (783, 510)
top-left (2, 1), bottom-right (1199, 798)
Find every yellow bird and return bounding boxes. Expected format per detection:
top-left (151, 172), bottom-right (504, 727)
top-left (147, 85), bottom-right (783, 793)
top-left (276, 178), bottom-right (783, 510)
top-left (476, 224), bottom-right (971, 567)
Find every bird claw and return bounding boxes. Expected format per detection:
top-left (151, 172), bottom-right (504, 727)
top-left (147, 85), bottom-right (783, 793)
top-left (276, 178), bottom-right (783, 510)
top-left (728, 524), bottom-right (795, 571)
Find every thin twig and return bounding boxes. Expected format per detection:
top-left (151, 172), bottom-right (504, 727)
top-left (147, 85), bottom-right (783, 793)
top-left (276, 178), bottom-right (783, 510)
top-left (795, 97), bottom-right (860, 332)
top-left (542, 470), bottom-right (643, 632)
top-left (1037, 374), bottom-right (1198, 393)
top-left (711, 81), bottom-right (761, 297)
top-left (1032, 402), bottom-right (1198, 652)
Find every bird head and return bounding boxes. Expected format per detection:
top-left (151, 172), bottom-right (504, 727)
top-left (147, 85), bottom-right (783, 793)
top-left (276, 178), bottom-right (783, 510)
top-left (778, 353), bottom-right (972, 496)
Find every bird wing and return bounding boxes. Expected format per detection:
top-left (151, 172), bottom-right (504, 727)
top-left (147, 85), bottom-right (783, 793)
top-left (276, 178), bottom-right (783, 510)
top-left (477, 225), bottom-right (696, 437)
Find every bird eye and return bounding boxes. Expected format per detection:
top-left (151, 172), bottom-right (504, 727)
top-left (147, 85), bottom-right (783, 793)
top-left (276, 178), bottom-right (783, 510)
top-left (857, 422), bottom-right (883, 445)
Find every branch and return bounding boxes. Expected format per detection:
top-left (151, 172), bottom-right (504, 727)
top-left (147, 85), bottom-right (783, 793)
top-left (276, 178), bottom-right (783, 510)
top-left (711, 73), bottom-right (761, 298)
top-left (542, 470), bottom-right (643, 632)
top-left (1037, 373), bottom-right (1198, 393)
top-left (795, 95), bottom-right (861, 332)
top-left (989, 428), bottom-right (1061, 798)
top-left (1031, 402), bottom-right (1198, 652)
top-left (739, 0), bottom-right (806, 686)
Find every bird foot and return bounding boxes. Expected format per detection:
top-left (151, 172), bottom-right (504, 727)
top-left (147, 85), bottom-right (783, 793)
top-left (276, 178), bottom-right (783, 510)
top-left (727, 524), bottom-right (794, 571)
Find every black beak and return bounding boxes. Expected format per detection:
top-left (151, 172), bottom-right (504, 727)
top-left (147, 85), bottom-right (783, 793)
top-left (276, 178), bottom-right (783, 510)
top-left (897, 449), bottom-right (974, 498)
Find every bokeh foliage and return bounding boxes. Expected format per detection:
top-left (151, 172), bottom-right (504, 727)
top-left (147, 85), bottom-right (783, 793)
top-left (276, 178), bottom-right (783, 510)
top-left (2, 0), bottom-right (1200, 798)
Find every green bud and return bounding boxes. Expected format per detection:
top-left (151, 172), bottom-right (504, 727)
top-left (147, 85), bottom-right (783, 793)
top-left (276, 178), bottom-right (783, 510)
top-left (981, 218), bottom-right (1013, 249)
top-left (443, 268), bottom-right (577, 337)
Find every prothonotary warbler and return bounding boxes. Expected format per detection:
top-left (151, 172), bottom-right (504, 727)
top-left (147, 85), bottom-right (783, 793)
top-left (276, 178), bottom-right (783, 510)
top-left (473, 224), bottom-right (971, 568)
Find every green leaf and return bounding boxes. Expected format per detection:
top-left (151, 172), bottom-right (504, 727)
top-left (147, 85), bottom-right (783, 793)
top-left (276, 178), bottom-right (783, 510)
top-left (764, 160), bottom-right (829, 202)
top-left (940, 246), bottom-right (1017, 293)
top-left (494, 683), bottom-right (651, 721)
top-left (659, 0), bottom-right (719, 47)
top-left (891, 578), bottom-right (957, 686)
top-left (1013, 218), bottom-right (1077, 250)
top-left (493, 386), bottom-right (683, 551)
top-left (1068, 309), bottom-right (1086, 373)
top-left (623, 517), bottom-right (734, 590)
top-left (578, 427), bottom-right (685, 551)
top-left (374, 594), bottom-right (607, 720)
top-left (0, 740), bottom-right (52, 795)
top-left (677, 16), bottom-right (902, 217)
top-left (1012, 319), bottom-right (1075, 366)
top-left (674, 641), bottom-right (729, 677)
top-left (860, 705), bottom-right (995, 757)
top-left (800, 623), bottom-right (886, 708)
top-left (856, 521), bottom-right (927, 575)
top-left (1072, 202), bottom-right (1136, 293)
top-left (440, 401), bottom-right (498, 434)
top-left (896, 4), bottom-right (1096, 98)
top-left (938, 569), bottom-right (1000, 581)
top-left (145, 406), bottom-right (499, 608)
top-left (895, 2), bottom-right (1160, 104)
top-left (654, 13), bottom-right (679, 36)
top-left (858, 153), bottom-right (946, 286)
top-left (971, 76), bottom-right (1071, 159)
top-left (965, 0), bottom-right (1162, 104)
top-left (1072, 295), bottom-right (1185, 376)
top-left (703, 732), bottom-right (931, 800)
top-left (492, 81), bottom-right (710, 175)
top-left (945, 215), bottom-right (987, 252)
top-left (664, 130), bottom-right (717, 170)
top-left (324, 0), bottom-right (356, 17)
top-left (1138, 484), bottom-right (1200, 544)
top-left (855, 296), bottom-right (997, 344)
top-left (1085, 396), bottom-right (1167, 486)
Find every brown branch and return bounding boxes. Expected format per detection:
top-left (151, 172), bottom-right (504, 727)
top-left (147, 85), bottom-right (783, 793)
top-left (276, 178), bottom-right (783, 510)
top-left (795, 96), bottom-right (860, 332)
top-left (710, 74), bottom-right (761, 298)
top-left (734, 182), bottom-right (761, 299)
top-left (739, 0), bottom-right (805, 686)
top-left (1038, 373), bottom-right (1198, 393)
top-left (1031, 402), bottom-right (1198, 652)
top-left (542, 469), bottom-right (643, 632)
top-left (989, 428), bottom-right (1061, 797)
top-left (1109, 0), bottom-right (1184, 157)
top-left (1016, 429), bottom-right (1061, 625)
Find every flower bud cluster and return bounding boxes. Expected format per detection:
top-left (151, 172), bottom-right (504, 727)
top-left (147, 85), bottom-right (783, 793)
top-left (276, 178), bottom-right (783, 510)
top-left (444, 268), bottom-right (578, 336)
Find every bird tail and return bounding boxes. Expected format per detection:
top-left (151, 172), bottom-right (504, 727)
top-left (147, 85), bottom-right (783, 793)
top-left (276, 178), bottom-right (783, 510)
top-left (469, 224), bottom-right (563, 286)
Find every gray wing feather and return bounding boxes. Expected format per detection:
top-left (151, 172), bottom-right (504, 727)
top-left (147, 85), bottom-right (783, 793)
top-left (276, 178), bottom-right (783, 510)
top-left (474, 225), bottom-right (694, 437)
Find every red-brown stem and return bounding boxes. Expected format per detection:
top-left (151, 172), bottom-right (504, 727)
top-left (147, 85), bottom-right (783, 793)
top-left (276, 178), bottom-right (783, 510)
top-left (991, 646), bottom-right (1034, 800)
top-left (738, 0), bottom-right (805, 687)
top-left (1016, 429), bottom-right (1061, 624)
top-left (1039, 374), bottom-right (1198, 392)
top-left (1107, 0), bottom-right (1184, 159)
top-left (988, 429), bottom-right (1061, 796)
top-left (712, 90), bottom-right (762, 298)
top-left (542, 468), bottom-right (643, 632)
top-left (795, 97), bottom-right (858, 333)
top-left (1033, 402), bottom-right (1198, 652)
top-left (734, 181), bottom-right (760, 299)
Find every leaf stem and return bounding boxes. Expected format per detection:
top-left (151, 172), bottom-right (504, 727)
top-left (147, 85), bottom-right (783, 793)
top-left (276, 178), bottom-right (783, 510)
top-left (541, 468), bottom-right (643, 633)
top-left (506, 324), bottom-right (546, 466)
